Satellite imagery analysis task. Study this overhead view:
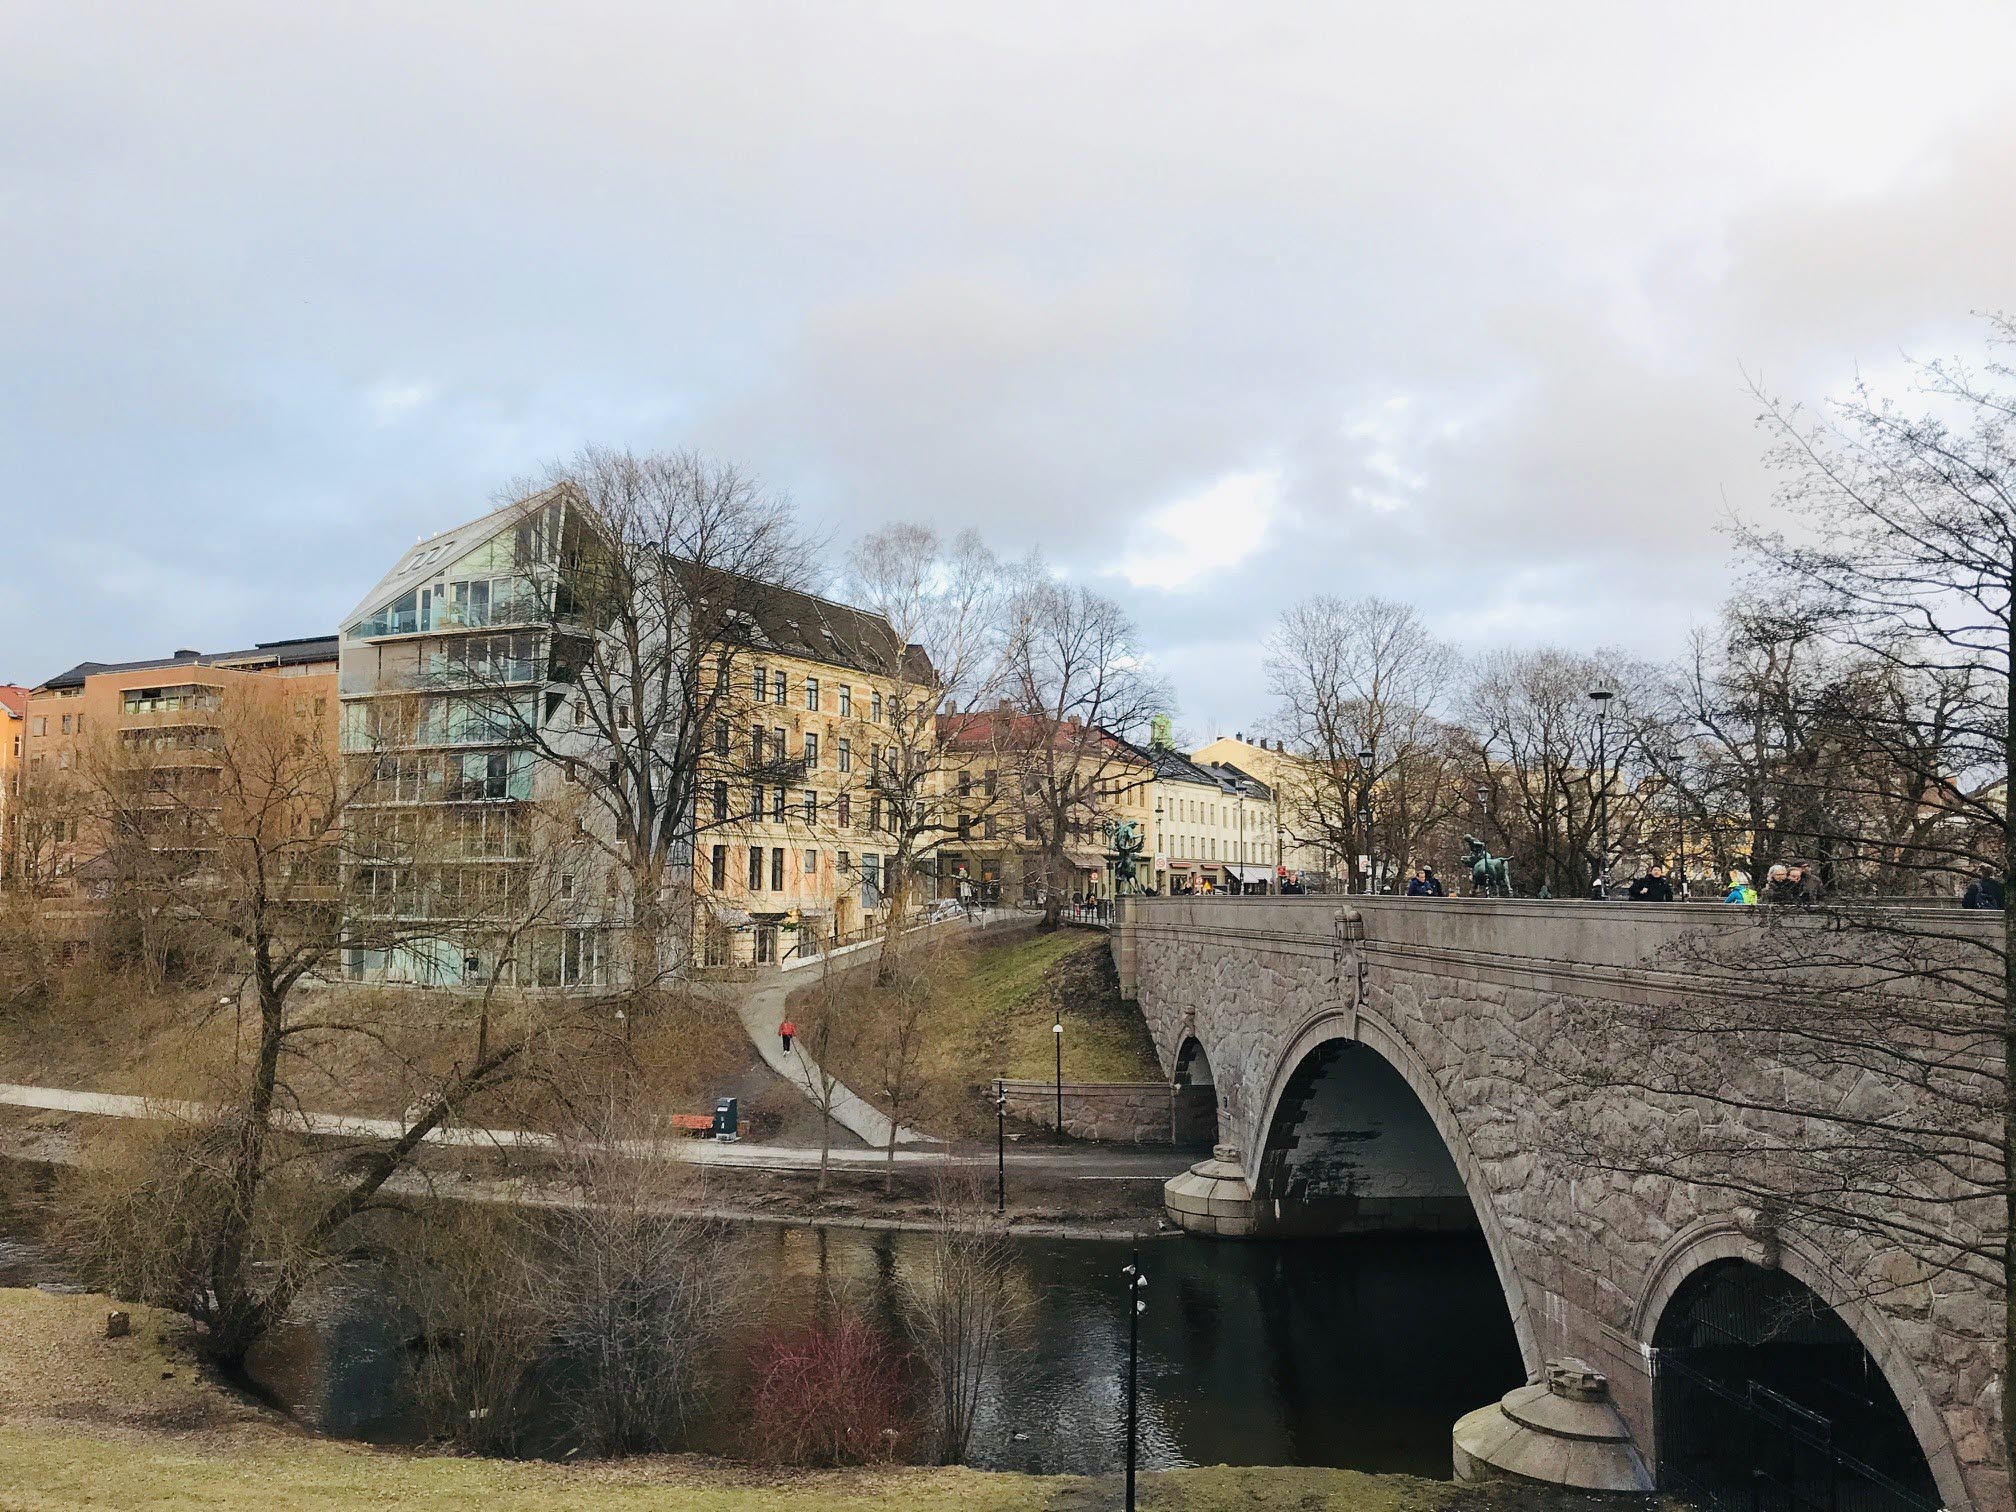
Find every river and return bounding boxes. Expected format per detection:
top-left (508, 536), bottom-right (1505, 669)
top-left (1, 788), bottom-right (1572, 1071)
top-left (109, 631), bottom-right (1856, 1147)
top-left (1, 1207), bottom-right (1523, 1477)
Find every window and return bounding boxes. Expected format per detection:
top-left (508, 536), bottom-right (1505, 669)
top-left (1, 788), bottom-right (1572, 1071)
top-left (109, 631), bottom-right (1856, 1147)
top-left (1025, 815), bottom-right (1038, 841)
top-left (773, 726), bottom-right (786, 761)
top-left (711, 844), bottom-right (727, 889)
top-left (838, 849), bottom-right (851, 873)
top-left (772, 677), bottom-right (786, 706)
top-left (616, 703), bottom-right (631, 728)
top-left (751, 723), bottom-right (765, 761)
top-left (574, 702), bottom-right (587, 728)
top-left (837, 792), bottom-right (851, 827)
top-left (60, 714), bottom-right (71, 735)
top-left (712, 781), bottom-right (728, 820)
top-left (839, 685), bottom-right (852, 717)
top-left (871, 743), bottom-right (883, 774)
top-left (57, 750), bottom-right (70, 770)
top-left (802, 789), bottom-right (817, 822)
top-left (770, 847), bottom-right (784, 890)
top-left (871, 691), bottom-right (882, 722)
top-left (749, 846), bottom-right (764, 889)
top-left (984, 814), bottom-right (997, 840)
top-left (804, 848), bottom-right (818, 875)
top-left (984, 769), bottom-right (998, 796)
top-left (754, 667), bottom-right (768, 701)
top-left (559, 874), bottom-right (575, 899)
top-left (753, 783), bottom-right (766, 819)
top-left (804, 732), bottom-right (819, 766)
top-left (958, 815), bottom-right (972, 840)
top-left (958, 771), bottom-right (972, 796)
top-left (313, 696), bottom-right (326, 717)
top-left (771, 788), bottom-right (786, 823)
top-left (30, 717), bottom-right (44, 737)
top-left (714, 721), bottom-right (729, 756)
top-left (804, 676), bottom-right (819, 711)
top-left (869, 796), bottom-right (882, 831)
top-left (837, 738), bottom-right (851, 772)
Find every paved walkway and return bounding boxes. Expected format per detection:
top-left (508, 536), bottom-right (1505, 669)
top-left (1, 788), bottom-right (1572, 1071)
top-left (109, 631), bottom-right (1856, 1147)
top-left (732, 907), bottom-right (1029, 1149)
top-left (0, 1081), bottom-right (1187, 1180)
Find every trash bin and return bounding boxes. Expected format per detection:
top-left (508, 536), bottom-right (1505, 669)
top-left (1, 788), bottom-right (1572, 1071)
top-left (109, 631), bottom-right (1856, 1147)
top-left (712, 1097), bottom-right (739, 1142)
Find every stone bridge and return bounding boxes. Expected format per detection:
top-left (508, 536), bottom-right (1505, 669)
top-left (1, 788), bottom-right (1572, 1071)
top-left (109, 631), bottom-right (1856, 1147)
top-left (1113, 895), bottom-right (2005, 1510)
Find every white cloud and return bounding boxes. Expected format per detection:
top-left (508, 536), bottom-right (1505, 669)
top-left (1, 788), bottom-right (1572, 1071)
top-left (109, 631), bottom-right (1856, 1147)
top-left (1114, 469), bottom-right (1282, 591)
top-left (364, 379), bottom-right (438, 425)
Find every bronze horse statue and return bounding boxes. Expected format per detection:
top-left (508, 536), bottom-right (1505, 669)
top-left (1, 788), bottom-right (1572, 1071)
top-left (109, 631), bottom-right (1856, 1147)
top-left (1462, 834), bottom-right (1513, 897)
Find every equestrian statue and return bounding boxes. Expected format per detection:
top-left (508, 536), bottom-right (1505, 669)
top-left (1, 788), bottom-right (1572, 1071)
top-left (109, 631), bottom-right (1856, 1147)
top-left (1462, 834), bottom-right (1514, 897)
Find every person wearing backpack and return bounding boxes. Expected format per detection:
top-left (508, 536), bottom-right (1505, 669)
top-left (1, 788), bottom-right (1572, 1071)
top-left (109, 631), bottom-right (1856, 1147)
top-left (1722, 870), bottom-right (1756, 905)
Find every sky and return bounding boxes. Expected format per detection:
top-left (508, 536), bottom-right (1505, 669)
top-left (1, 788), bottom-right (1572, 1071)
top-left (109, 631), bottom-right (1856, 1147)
top-left (4, 2), bottom-right (2014, 736)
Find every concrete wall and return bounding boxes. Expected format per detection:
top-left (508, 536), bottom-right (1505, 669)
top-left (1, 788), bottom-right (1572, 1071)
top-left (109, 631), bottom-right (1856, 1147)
top-left (997, 1078), bottom-right (1215, 1145)
top-left (1118, 895), bottom-right (2005, 1512)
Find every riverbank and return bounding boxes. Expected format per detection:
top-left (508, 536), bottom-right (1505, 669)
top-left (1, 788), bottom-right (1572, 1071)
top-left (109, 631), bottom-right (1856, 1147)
top-left (0, 1287), bottom-right (1657, 1511)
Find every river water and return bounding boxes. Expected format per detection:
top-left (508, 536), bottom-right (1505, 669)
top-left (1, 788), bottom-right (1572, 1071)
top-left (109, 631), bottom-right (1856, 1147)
top-left (236, 1222), bottom-right (1523, 1477)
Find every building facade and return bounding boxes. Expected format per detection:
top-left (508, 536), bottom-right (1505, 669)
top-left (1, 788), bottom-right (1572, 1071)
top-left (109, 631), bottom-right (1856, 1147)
top-left (1190, 732), bottom-right (1335, 884)
top-left (1138, 738), bottom-right (1279, 894)
top-left (337, 489), bottom-right (919, 983)
top-left (13, 639), bottom-right (337, 905)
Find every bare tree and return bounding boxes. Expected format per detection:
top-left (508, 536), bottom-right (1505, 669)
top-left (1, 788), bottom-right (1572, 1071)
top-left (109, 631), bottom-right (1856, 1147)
top-left (1267, 595), bottom-right (1464, 890)
top-left (446, 449), bottom-right (812, 995)
top-left (993, 568), bottom-right (1165, 926)
top-left (1460, 646), bottom-right (1660, 896)
top-left (844, 524), bottom-right (1003, 979)
top-left (59, 684), bottom-right (560, 1365)
top-left (898, 1166), bottom-right (1029, 1465)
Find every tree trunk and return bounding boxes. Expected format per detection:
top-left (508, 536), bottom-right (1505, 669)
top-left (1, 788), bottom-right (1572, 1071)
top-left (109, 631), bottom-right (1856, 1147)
top-left (2002, 596), bottom-right (2014, 1482)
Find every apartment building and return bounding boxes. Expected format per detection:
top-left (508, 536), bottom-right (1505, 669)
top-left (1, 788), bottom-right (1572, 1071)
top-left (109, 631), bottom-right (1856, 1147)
top-left (1137, 736), bottom-right (1279, 894)
top-left (932, 709), bottom-right (1154, 902)
top-left (337, 488), bottom-right (921, 983)
top-left (1190, 731), bottom-right (1334, 883)
top-left (15, 639), bottom-right (337, 899)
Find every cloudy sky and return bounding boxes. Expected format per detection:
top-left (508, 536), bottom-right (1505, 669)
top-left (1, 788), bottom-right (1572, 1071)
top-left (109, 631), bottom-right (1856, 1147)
top-left (5, 3), bottom-right (2013, 733)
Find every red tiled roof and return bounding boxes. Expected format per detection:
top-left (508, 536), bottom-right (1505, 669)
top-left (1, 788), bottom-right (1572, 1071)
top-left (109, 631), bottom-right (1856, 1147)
top-left (0, 685), bottom-right (26, 719)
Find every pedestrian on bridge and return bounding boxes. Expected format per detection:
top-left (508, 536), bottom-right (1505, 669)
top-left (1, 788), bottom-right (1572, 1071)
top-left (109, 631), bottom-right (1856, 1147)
top-left (1627, 863), bottom-right (1674, 902)
top-left (1723, 870), bottom-right (1756, 905)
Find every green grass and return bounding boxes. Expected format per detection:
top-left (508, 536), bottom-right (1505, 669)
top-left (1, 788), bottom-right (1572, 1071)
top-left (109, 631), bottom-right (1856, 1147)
top-left (968, 927), bottom-right (1160, 1082)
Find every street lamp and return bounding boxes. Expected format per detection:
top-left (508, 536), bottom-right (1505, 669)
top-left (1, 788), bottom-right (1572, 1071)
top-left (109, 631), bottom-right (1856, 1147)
top-left (1356, 748), bottom-right (1375, 895)
top-left (1122, 1249), bottom-right (1148, 1511)
top-left (1154, 797), bottom-right (1164, 896)
top-left (1053, 1019), bottom-right (1064, 1138)
top-left (995, 1078), bottom-right (1007, 1213)
top-left (1587, 689), bottom-right (1614, 898)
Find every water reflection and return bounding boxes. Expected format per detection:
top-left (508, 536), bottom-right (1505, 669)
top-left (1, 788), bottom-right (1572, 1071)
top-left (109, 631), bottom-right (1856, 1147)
top-left (248, 1225), bottom-right (1522, 1477)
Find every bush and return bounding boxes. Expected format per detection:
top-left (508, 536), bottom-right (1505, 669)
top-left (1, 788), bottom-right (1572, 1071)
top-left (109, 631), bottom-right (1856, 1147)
top-left (746, 1304), bottom-right (915, 1466)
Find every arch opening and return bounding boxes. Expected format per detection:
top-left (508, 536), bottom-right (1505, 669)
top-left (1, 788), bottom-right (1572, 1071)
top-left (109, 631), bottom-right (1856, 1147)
top-left (1652, 1258), bottom-right (1942, 1511)
top-left (1257, 1039), bottom-right (1479, 1236)
top-left (1171, 1035), bottom-right (1218, 1149)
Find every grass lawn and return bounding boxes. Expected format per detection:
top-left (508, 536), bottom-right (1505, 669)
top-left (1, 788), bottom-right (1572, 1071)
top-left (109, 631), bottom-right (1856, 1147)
top-left (0, 1288), bottom-right (1633, 1511)
top-left (799, 926), bottom-right (1165, 1138)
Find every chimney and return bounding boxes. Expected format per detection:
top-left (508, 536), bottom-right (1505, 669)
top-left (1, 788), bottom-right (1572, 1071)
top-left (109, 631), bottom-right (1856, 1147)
top-left (1236, 730), bottom-right (1243, 743)
top-left (174, 648), bottom-right (201, 660)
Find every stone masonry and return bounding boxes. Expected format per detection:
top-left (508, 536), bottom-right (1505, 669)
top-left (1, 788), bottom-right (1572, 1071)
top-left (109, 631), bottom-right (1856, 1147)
top-left (1115, 894), bottom-right (2006, 1512)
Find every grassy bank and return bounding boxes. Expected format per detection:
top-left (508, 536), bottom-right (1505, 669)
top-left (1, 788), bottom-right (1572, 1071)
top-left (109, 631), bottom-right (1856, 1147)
top-left (0, 1287), bottom-right (1644, 1511)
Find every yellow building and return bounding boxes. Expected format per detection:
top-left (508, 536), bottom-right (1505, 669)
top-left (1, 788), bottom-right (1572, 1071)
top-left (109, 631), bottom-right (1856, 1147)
top-left (1190, 732), bottom-right (1335, 883)
top-left (0, 685), bottom-right (24, 884)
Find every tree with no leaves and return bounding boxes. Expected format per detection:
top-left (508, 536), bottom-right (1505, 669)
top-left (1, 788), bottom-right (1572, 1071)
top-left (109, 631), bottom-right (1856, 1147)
top-left (843, 524), bottom-right (1003, 980)
top-left (1267, 595), bottom-right (1465, 890)
top-left (994, 568), bottom-right (1164, 926)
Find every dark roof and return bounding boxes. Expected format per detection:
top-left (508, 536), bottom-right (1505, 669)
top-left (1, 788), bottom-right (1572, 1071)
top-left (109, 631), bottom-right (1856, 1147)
top-left (720, 574), bottom-right (932, 684)
top-left (37, 635), bottom-right (338, 692)
top-left (1120, 741), bottom-right (1273, 798)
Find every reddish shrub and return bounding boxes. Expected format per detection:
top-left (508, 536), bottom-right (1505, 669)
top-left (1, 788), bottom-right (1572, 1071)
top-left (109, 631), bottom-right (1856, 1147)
top-left (746, 1311), bottom-right (916, 1466)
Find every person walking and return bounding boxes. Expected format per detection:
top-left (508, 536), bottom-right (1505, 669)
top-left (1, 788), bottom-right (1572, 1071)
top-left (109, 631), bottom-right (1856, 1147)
top-left (1424, 867), bottom-right (1446, 896)
top-left (1761, 864), bottom-right (1796, 904)
top-left (1627, 863), bottom-right (1674, 902)
top-left (778, 1020), bottom-right (796, 1054)
top-left (1962, 871), bottom-right (2006, 910)
top-left (1723, 870), bottom-right (1756, 905)
top-left (1788, 863), bottom-right (1823, 906)
top-left (1407, 866), bottom-right (1435, 896)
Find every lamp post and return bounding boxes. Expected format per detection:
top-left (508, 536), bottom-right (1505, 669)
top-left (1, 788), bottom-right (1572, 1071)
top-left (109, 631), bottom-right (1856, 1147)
top-left (1667, 743), bottom-right (1689, 900)
top-left (1154, 797), bottom-right (1164, 896)
top-left (1357, 747), bottom-right (1375, 895)
top-left (995, 1078), bottom-right (1007, 1213)
top-left (1588, 689), bottom-right (1614, 898)
top-left (1053, 1019), bottom-right (1064, 1138)
top-left (1122, 1248), bottom-right (1148, 1510)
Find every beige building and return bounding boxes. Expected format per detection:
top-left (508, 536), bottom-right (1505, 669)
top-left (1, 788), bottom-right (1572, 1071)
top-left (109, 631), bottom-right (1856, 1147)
top-left (0, 685), bottom-right (24, 883)
top-left (1139, 737), bottom-right (1280, 894)
top-left (1190, 732), bottom-right (1335, 883)
top-left (15, 639), bottom-right (338, 902)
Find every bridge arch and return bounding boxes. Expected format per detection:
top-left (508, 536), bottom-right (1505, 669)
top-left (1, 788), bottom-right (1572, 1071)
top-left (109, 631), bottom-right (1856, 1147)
top-left (1249, 1006), bottom-right (1541, 1375)
top-left (1636, 1220), bottom-right (1968, 1511)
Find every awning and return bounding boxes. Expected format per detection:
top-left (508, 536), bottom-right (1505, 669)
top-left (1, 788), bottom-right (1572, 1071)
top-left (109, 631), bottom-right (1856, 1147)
top-left (1064, 848), bottom-right (1110, 870)
top-left (1223, 864), bottom-right (1270, 883)
top-left (707, 905), bottom-right (753, 929)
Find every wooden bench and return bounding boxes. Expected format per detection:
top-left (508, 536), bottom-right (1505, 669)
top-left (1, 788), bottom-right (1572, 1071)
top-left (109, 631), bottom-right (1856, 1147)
top-left (668, 1113), bottom-right (716, 1137)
